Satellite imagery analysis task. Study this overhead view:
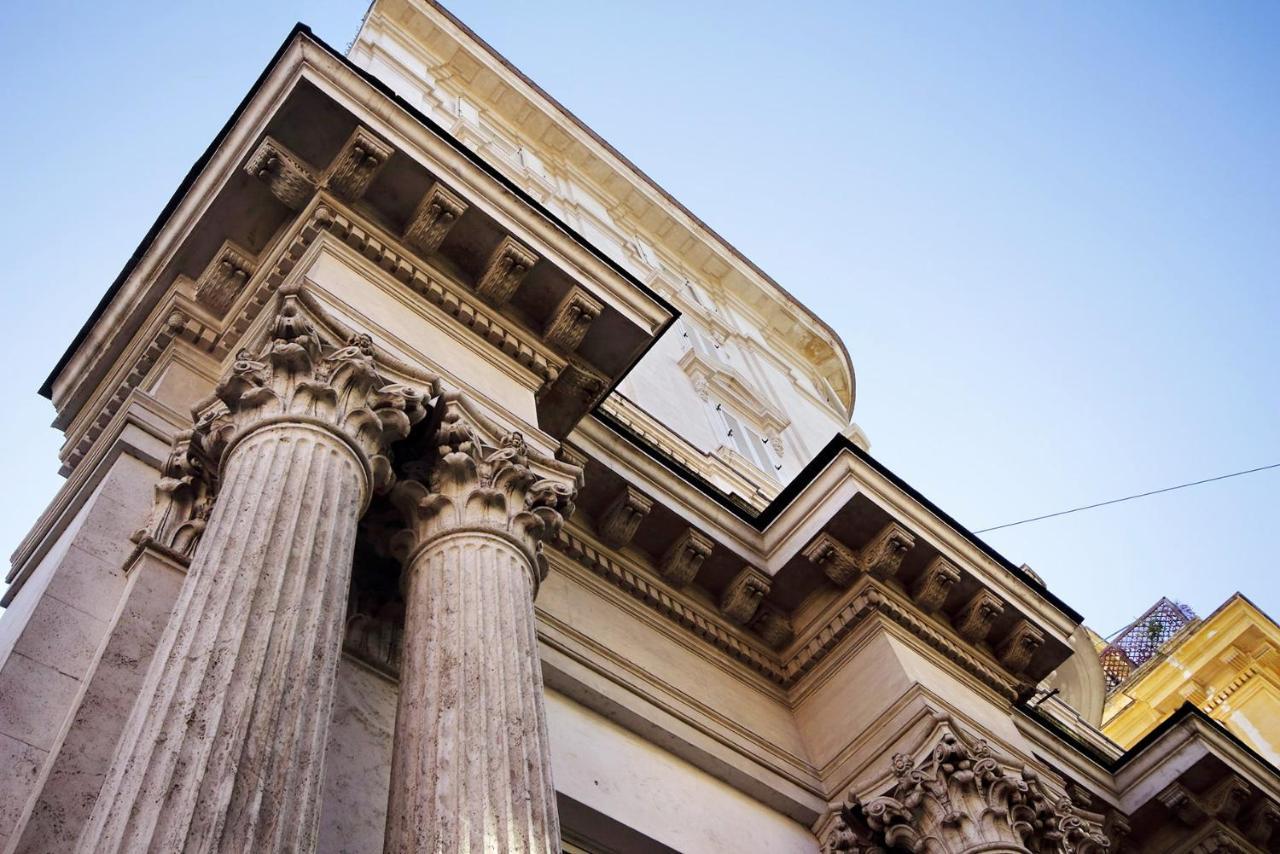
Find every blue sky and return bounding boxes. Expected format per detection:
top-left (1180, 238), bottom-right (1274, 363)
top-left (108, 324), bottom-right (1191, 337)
top-left (1, 1), bottom-right (1276, 635)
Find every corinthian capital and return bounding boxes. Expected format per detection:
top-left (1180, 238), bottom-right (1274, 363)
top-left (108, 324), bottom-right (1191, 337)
top-left (137, 290), bottom-right (429, 554)
top-left (389, 397), bottom-right (581, 590)
top-left (208, 293), bottom-right (428, 484)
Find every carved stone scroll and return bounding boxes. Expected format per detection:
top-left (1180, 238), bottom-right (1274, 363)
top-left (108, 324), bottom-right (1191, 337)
top-left (194, 239), bottom-right (258, 316)
top-left (323, 125), bottom-right (393, 201)
top-left (955, 589), bottom-right (1005, 644)
top-left (659, 528), bottom-right (713, 588)
top-left (911, 555), bottom-right (960, 614)
top-left (750, 602), bottom-right (794, 651)
top-left (544, 286), bottom-right (603, 353)
top-left (403, 181), bottom-right (468, 255)
top-left (245, 135), bottom-right (318, 210)
top-left (997, 618), bottom-right (1045, 675)
top-left (475, 235), bottom-right (539, 305)
top-left (720, 565), bottom-right (771, 625)
top-left (858, 521), bottom-right (915, 579)
top-left (597, 484), bottom-right (652, 548)
top-left (803, 532), bottom-right (860, 588)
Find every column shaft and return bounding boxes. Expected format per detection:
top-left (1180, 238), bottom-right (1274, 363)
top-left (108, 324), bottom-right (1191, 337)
top-left (76, 423), bottom-right (366, 854)
top-left (385, 531), bottom-right (558, 854)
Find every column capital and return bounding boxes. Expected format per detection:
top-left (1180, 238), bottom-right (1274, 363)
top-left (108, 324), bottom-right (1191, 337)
top-left (207, 291), bottom-right (428, 484)
top-left (389, 396), bottom-right (581, 591)
top-left (136, 290), bottom-right (430, 556)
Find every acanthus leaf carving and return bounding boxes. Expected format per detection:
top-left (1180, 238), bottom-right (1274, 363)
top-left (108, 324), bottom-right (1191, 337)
top-left (822, 723), bottom-right (1110, 854)
top-left (389, 397), bottom-right (580, 592)
top-left (912, 556), bottom-right (961, 613)
top-left (194, 239), bottom-right (258, 316)
top-left (659, 527), bottom-right (713, 588)
top-left (804, 532), bottom-right (861, 588)
top-left (475, 235), bottom-right (538, 305)
top-left (997, 619), bottom-right (1045, 676)
top-left (136, 287), bottom-right (430, 556)
top-left (858, 522), bottom-right (915, 580)
top-left (720, 565), bottom-right (770, 625)
top-left (403, 181), bottom-right (468, 255)
top-left (322, 126), bottom-right (393, 201)
top-left (749, 602), bottom-right (794, 651)
top-left (544, 286), bottom-right (603, 353)
top-left (955, 589), bottom-right (1005, 644)
top-left (597, 484), bottom-right (652, 548)
top-left (245, 136), bottom-right (318, 210)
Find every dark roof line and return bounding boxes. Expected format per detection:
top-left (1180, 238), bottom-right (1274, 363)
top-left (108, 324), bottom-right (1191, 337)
top-left (595, 400), bottom-right (1084, 624)
top-left (1019, 699), bottom-right (1280, 779)
top-left (41, 24), bottom-right (674, 399)
top-left (40, 23), bottom-right (312, 399)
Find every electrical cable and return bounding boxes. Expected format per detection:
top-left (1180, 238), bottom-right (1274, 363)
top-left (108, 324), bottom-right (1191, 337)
top-left (974, 462), bottom-right (1280, 534)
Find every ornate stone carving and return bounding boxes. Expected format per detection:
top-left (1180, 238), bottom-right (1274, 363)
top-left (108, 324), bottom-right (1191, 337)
top-left (245, 135), bottom-right (317, 209)
top-left (538, 360), bottom-right (609, 438)
top-left (389, 396), bottom-right (579, 589)
top-left (1158, 782), bottom-right (1208, 826)
top-left (659, 527), bottom-right (713, 588)
top-left (803, 532), bottom-right (861, 588)
top-left (1205, 776), bottom-right (1254, 824)
top-left (323, 125), bottom-right (393, 201)
top-left (720, 565), bottom-right (771, 625)
top-left (383, 397), bottom-right (581, 854)
top-left (823, 725), bottom-right (1109, 854)
top-left (475, 234), bottom-right (538, 305)
top-left (544, 286), bottom-right (603, 353)
top-left (1104, 811), bottom-right (1132, 852)
top-left (997, 619), bottom-right (1045, 675)
top-left (132, 428), bottom-right (215, 558)
top-left (403, 180), bottom-right (468, 254)
top-left (955, 589), bottom-right (1005, 644)
top-left (750, 602), bottom-right (794, 650)
top-left (859, 521), bottom-right (916, 579)
top-left (912, 556), bottom-right (961, 613)
top-left (205, 291), bottom-right (428, 496)
top-left (194, 239), bottom-right (257, 316)
top-left (76, 291), bottom-right (429, 854)
top-left (597, 484), bottom-right (652, 548)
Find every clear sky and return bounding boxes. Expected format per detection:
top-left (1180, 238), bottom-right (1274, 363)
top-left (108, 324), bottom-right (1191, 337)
top-left (1, 1), bottom-right (1276, 636)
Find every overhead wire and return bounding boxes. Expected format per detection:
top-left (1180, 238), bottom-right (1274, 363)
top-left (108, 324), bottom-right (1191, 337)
top-left (974, 462), bottom-right (1280, 534)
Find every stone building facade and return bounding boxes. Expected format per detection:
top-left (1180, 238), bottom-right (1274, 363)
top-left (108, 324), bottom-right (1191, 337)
top-left (1, 2), bottom-right (1277, 852)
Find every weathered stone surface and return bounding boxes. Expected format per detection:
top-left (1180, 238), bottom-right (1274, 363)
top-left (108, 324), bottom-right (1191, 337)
top-left (12, 552), bottom-right (184, 854)
top-left (384, 399), bottom-right (579, 854)
top-left (317, 658), bottom-right (396, 854)
top-left (74, 294), bottom-right (427, 854)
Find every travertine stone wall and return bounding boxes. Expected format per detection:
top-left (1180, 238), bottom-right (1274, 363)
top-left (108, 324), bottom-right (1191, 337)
top-left (0, 453), bottom-right (154, 852)
top-left (9, 550), bottom-right (184, 853)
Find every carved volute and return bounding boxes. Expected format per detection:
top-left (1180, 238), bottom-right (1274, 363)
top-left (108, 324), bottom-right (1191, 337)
top-left (821, 723), bottom-right (1110, 854)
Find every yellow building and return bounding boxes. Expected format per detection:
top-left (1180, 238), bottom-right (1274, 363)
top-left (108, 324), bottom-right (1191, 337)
top-left (1102, 594), bottom-right (1280, 767)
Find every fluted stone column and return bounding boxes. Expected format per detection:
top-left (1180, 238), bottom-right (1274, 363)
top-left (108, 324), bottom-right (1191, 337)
top-left (384, 401), bottom-right (579, 854)
top-left (76, 292), bottom-right (427, 854)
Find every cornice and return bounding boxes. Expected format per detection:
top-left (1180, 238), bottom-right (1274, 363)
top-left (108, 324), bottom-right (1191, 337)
top-left (351, 2), bottom-right (855, 416)
top-left (44, 25), bottom-right (673, 433)
top-left (552, 526), bottom-right (786, 684)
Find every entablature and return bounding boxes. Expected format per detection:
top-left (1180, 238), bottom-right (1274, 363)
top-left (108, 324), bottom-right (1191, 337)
top-left (350, 0), bottom-right (855, 418)
top-left (43, 26), bottom-right (674, 459)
